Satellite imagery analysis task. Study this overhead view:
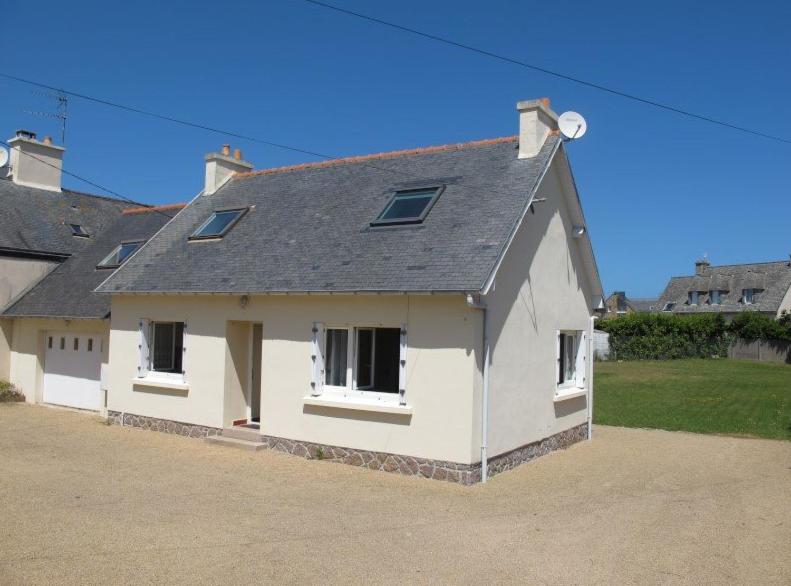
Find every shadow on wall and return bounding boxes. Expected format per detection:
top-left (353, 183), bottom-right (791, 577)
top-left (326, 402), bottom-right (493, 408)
top-left (553, 394), bottom-right (586, 418)
top-left (303, 404), bottom-right (412, 425)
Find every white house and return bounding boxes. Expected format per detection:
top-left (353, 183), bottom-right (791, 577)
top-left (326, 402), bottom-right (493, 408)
top-left (96, 98), bottom-right (604, 484)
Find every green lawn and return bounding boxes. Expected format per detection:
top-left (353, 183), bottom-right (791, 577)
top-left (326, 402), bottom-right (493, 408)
top-left (594, 359), bottom-right (791, 440)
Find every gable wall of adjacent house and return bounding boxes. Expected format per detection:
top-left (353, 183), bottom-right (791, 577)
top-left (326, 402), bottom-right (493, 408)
top-left (485, 156), bottom-right (592, 458)
top-left (107, 293), bottom-right (481, 464)
top-left (8, 317), bottom-right (109, 403)
top-left (778, 284), bottom-right (791, 317)
top-left (0, 256), bottom-right (60, 380)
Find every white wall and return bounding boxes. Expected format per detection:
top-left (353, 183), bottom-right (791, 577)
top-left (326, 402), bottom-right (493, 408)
top-left (107, 294), bottom-right (482, 464)
top-left (778, 284), bottom-right (791, 317)
top-left (485, 157), bottom-right (595, 457)
top-left (8, 318), bottom-right (108, 403)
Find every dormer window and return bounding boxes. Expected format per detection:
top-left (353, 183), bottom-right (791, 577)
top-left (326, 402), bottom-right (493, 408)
top-left (688, 291), bottom-right (699, 306)
top-left (742, 289), bottom-right (755, 304)
top-left (69, 223), bottom-right (90, 238)
top-left (97, 240), bottom-right (144, 269)
top-left (709, 290), bottom-right (725, 305)
top-left (371, 186), bottom-right (444, 226)
top-left (189, 208), bottom-right (247, 240)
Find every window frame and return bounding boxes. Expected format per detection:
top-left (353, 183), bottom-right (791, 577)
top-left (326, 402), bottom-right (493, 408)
top-left (96, 240), bottom-right (145, 269)
top-left (557, 331), bottom-right (580, 389)
top-left (149, 321), bottom-right (185, 376)
top-left (662, 302), bottom-right (676, 312)
top-left (370, 185), bottom-right (445, 227)
top-left (322, 324), bottom-right (403, 403)
top-left (688, 291), bottom-right (700, 306)
top-left (742, 288), bottom-right (755, 304)
top-left (68, 223), bottom-right (90, 238)
top-left (188, 207), bottom-right (248, 240)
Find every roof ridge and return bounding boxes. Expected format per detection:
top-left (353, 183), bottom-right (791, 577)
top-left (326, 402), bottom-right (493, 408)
top-left (121, 203), bottom-right (187, 215)
top-left (235, 136), bottom-right (518, 179)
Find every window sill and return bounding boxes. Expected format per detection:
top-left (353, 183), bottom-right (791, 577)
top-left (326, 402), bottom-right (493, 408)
top-left (554, 387), bottom-right (587, 402)
top-left (132, 376), bottom-right (189, 392)
top-left (303, 394), bottom-right (413, 415)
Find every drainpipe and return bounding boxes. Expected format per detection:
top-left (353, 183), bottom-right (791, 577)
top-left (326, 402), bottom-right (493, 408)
top-left (467, 294), bottom-right (490, 483)
top-left (588, 314), bottom-right (599, 440)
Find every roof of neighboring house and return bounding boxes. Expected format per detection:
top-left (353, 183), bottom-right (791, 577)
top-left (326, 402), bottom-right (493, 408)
top-left (3, 207), bottom-right (177, 318)
top-left (627, 298), bottom-right (659, 312)
top-left (656, 261), bottom-right (791, 314)
top-left (97, 135), bottom-right (563, 295)
top-left (0, 176), bottom-right (130, 257)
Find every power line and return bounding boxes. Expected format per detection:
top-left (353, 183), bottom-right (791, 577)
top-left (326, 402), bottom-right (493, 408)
top-left (301, 0), bottom-right (791, 146)
top-left (1, 140), bottom-right (177, 219)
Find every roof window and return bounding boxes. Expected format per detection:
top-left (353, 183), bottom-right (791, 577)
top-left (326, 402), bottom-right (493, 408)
top-left (662, 302), bottom-right (676, 311)
top-left (189, 208), bottom-right (247, 240)
top-left (69, 223), bottom-right (90, 238)
top-left (371, 186), bottom-right (444, 226)
top-left (97, 241), bottom-right (144, 269)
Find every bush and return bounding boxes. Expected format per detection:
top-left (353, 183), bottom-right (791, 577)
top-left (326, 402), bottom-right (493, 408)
top-left (0, 380), bottom-right (25, 403)
top-left (598, 313), bottom-right (729, 360)
top-left (728, 311), bottom-right (791, 342)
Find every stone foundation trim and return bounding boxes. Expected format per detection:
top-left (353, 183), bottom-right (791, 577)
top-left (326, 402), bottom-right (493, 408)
top-left (107, 410), bottom-right (221, 438)
top-left (107, 411), bottom-right (587, 484)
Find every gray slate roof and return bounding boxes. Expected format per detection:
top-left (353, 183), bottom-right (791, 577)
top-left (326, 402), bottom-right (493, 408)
top-left (656, 261), bottom-right (791, 315)
top-left (0, 177), bottom-right (129, 257)
top-left (3, 210), bottom-right (172, 318)
top-left (627, 298), bottom-right (659, 312)
top-left (97, 136), bottom-right (559, 294)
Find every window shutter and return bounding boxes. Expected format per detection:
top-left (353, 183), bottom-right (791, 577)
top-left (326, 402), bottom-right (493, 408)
top-left (181, 322), bottom-right (188, 382)
top-left (398, 324), bottom-right (407, 406)
top-left (311, 322), bottom-right (325, 396)
top-left (555, 331), bottom-right (562, 385)
top-left (138, 319), bottom-right (150, 378)
top-left (575, 331), bottom-right (587, 388)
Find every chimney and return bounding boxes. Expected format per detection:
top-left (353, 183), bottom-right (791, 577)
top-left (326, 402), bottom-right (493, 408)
top-left (7, 129), bottom-right (65, 192)
top-left (204, 144), bottom-right (253, 195)
top-left (516, 98), bottom-right (559, 159)
top-left (695, 258), bottom-right (710, 276)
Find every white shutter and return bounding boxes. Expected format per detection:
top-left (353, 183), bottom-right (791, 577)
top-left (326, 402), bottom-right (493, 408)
top-left (311, 322), bottom-right (325, 396)
top-left (555, 330), bottom-right (561, 385)
top-left (398, 324), bottom-right (407, 406)
top-left (575, 331), bottom-right (587, 388)
top-left (181, 322), bottom-right (188, 382)
top-left (138, 319), bottom-right (150, 378)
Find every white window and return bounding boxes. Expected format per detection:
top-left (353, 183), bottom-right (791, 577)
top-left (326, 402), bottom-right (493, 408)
top-left (743, 289), bottom-right (754, 304)
top-left (557, 330), bottom-right (586, 391)
top-left (709, 290), bottom-right (722, 305)
top-left (138, 320), bottom-right (187, 379)
top-left (688, 291), bottom-right (699, 305)
top-left (315, 325), bottom-right (406, 403)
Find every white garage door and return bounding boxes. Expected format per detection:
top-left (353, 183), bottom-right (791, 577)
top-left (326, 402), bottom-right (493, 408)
top-left (43, 332), bottom-right (103, 410)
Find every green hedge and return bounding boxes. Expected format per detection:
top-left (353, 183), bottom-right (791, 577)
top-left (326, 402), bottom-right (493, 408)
top-left (598, 311), bottom-right (791, 360)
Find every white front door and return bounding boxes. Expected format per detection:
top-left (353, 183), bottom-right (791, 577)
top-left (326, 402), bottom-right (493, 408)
top-left (43, 332), bottom-right (102, 410)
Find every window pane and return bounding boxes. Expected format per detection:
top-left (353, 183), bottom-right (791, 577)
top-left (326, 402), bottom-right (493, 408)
top-left (88, 338), bottom-right (93, 352)
top-left (117, 242), bottom-right (142, 263)
top-left (325, 329), bottom-right (348, 387)
top-left (558, 333), bottom-right (566, 384)
top-left (356, 329), bottom-right (373, 388)
top-left (153, 323), bottom-right (175, 371)
top-left (193, 210), bottom-right (243, 238)
top-left (564, 335), bottom-right (576, 382)
top-left (380, 193), bottom-right (434, 221)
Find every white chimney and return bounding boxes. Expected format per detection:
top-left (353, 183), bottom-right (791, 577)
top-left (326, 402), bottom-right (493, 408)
top-left (8, 130), bottom-right (65, 192)
top-left (516, 98), bottom-right (559, 159)
top-left (204, 144), bottom-right (253, 195)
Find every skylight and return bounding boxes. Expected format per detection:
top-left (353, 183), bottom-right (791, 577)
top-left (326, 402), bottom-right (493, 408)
top-left (97, 241), bottom-right (144, 269)
top-left (69, 223), bottom-right (90, 238)
top-left (371, 186), bottom-right (444, 226)
top-left (189, 208), bottom-right (247, 240)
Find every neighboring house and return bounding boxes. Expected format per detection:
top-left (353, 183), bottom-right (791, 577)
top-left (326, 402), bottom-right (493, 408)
top-left (0, 130), bottom-right (179, 409)
top-left (656, 258), bottom-right (791, 318)
top-left (96, 98), bottom-right (604, 484)
top-left (603, 291), bottom-right (659, 318)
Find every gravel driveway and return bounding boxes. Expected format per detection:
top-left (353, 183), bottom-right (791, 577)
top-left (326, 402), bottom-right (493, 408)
top-left (1, 403), bottom-right (789, 585)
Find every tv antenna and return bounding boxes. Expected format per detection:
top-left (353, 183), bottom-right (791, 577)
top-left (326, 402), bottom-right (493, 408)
top-left (24, 90), bottom-right (68, 145)
top-left (558, 111), bottom-right (587, 141)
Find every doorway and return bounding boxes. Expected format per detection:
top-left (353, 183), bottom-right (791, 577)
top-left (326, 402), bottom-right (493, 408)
top-left (247, 323), bottom-right (263, 425)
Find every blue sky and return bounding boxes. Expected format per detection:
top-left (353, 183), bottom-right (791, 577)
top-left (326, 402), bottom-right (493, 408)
top-left (1, 0), bottom-right (789, 297)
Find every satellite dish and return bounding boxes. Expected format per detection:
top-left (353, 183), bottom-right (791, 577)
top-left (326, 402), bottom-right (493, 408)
top-left (558, 111), bottom-right (587, 140)
top-left (0, 147), bottom-right (8, 168)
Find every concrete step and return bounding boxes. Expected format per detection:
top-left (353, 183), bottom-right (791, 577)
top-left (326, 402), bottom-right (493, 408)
top-left (221, 426), bottom-right (262, 442)
top-left (205, 435), bottom-right (267, 452)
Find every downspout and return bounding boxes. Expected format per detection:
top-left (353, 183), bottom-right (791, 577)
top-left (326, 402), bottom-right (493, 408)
top-left (588, 314), bottom-right (599, 440)
top-left (467, 294), bottom-right (490, 483)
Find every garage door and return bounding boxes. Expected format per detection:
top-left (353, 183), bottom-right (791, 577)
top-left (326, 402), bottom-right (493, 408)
top-left (43, 332), bottom-right (103, 410)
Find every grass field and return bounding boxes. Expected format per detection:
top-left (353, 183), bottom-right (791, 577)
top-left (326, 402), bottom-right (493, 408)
top-left (594, 359), bottom-right (791, 440)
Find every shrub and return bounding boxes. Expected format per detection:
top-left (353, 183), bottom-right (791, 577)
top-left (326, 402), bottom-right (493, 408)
top-left (598, 313), bottom-right (729, 360)
top-left (0, 380), bottom-right (25, 403)
top-left (728, 311), bottom-right (791, 342)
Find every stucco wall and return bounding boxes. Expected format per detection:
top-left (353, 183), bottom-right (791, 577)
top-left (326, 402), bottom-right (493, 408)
top-left (9, 318), bottom-right (108, 403)
top-left (778, 284), bottom-right (791, 317)
top-left (107, 294), bottom-right (481, 464)
top-left (485, 157), bottom-right (593, 457)
top-left (0, 256), bottom-right (59, 310)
